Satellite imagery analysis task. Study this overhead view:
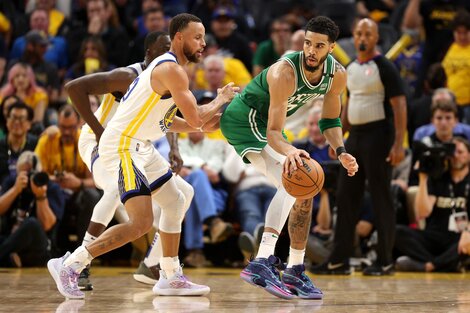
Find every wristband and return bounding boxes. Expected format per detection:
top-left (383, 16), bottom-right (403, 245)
top-left (336, 146), bottom-right (347, 157)
top-left (318, 118), bottom-right (342, 134)
top-left (36, 195), bottom-right (47, 201)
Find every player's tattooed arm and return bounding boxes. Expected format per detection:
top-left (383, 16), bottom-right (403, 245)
top-left (288, 198), bottom-right (313, 249)
top-left (335, 60), bottom-right (346, 73)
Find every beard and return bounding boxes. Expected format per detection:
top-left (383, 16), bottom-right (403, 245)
top-left (303, 53), bottom-right (328, 72)
top-left (183, 43), bottom-right (200, 63)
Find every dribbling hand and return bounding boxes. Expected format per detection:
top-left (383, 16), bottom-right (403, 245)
top-left (284, 148), bottom-right (311, 175)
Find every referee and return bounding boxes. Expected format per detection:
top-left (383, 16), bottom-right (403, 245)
top-left (312, 18), bottom-right (407, 275)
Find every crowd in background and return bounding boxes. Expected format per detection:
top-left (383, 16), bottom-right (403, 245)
top-left (1, 0), bottom-right (470, 273)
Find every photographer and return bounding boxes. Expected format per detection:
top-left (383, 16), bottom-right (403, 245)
top-left (0, 151), bottom-right (64, 267)
top-left (395, 137), bottom-right (470, 272)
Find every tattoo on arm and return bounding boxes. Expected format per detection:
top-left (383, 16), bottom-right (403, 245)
top-left (288, 199), bottom-right (313, 247)
top-left (334, 61), bottom-right (345, 73)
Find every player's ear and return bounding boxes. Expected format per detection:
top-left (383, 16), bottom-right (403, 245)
top-left (329, 42), bottom-right (336, 54)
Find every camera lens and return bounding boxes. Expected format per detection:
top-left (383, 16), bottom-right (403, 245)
top-left (32, 172), bottom-right (49, 187)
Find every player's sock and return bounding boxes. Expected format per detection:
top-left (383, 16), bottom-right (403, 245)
top-left (287, 247), bottom-right (305, 268)
top-left (81, 232), bottom-right (97, 247)
top-left (256, 232), bottom-right (279, 259)
top-left (160, 256), bottom-right (180, 278)
top-left (144, 232), bottom-right (162, 268)
top-left (63, 246), bottom-right (94, 273)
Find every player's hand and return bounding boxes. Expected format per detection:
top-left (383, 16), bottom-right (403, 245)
top-left (217, 82), bottom-right (240, 104)
top-left (386, 143), bottom-right (405, 166)
top-left (284, 148), bottom-right (311, 175)
top-left (338, 153), bottom-right (358, 176)
top-left (169, 148), bottom-right (183, 175)
top-left (458, 231), bottom-right (470, 255)
top-left (201, 113), bottom-right (222, 132)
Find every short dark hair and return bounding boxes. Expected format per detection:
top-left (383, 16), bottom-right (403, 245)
top-left (452, 9), bottom-right (470, 30)
top-left (143, 7), bottom-right (163, 20)
top-left (7, 101), bottom-right (34, 121)
top-left (305, 16), bottom-right (339, 43)
top-left (169, 13), bottom-right (202, 40)
top-left (59, 104), bottom-right (80, 120)
top-left (144, 31), bottom-right (168, 52)
top-left (426, 63), bottom-right (447, 91)
top-left (431, 98), bottom-right (458, 118)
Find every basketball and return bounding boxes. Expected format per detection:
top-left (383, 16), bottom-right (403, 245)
top-left (282, 157), bottom-right (324, 199)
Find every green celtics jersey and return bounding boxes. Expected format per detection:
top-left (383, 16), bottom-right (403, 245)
top-left (239, 51), bottom-right (336, 119)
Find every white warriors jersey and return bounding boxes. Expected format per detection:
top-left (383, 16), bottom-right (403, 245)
top-left (106, 52), bottom-right (178, 143)
top-left (80, 62), bottom-right (146, 140)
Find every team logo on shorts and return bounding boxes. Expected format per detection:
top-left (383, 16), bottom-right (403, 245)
top-left (159, 104), bottom-right (178, 132)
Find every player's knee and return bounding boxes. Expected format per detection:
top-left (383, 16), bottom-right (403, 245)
top-left (159, 189), bottom-right (186, 233)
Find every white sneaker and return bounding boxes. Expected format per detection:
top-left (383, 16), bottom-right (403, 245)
top-left (152, 268), bottom-right (210, 296)
top-left (47, 253), bottom-right (84, 299)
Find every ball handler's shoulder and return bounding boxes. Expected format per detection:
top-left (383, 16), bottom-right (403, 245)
top-left (334, 60), bottom-right (346, 73)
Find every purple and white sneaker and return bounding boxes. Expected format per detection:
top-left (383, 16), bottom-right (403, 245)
top-left (47, 253), bottom-right (84, 299)
top-left (152, 267), bottom-right (210, 296)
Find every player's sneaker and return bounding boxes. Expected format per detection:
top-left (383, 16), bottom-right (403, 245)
top-left (282, 264), bottom-right (323, 299)
top-left (152, 267), bottom-right (210, 296)
top-left (134, 261), bottom-right (160, 285)
top-left (78, 265), bottom-right (93, 290)
top-left (47, 253), bottom-right (84, 299)
top-left (240, 255), bottom-right (294, 300)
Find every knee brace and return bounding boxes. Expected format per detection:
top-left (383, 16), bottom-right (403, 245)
top-left (152, 177), bottom-right (186, 233)
top-left (174, 175), bottom-right (194, 213)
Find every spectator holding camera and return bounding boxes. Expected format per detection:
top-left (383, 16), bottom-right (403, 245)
top-left (395, 137), bottom-right (470, 272)
top-left (34, 104), bottom-right (100, 249)
top-left (0, 151), bottom-right (64, 267)
top-left (0, 101), bottom-right (38, 183)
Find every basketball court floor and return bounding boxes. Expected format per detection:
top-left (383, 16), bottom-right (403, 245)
top-left (1, 267), bottom-right (470, 312)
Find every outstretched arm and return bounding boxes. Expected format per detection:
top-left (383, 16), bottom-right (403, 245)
top-left (65, 68), bottom-right (137, 142)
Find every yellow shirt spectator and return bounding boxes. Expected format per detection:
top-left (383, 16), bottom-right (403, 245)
top-left (193, 57), bottom-right (252, 90)
top-left (48, 9), bottom-right (65, 37)
top-left (442, 43), bottom-right (470, 106)
top-left (35, 129), bottom-right (88, 178)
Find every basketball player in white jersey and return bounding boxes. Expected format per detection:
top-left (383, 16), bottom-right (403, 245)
top-left (48, 13), bottom-right (239, 299)
top-left (66, 32), bottom-right (184, 290)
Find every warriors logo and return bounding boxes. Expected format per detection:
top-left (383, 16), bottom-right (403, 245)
top-left (159, 104), bottom-right (178, 132)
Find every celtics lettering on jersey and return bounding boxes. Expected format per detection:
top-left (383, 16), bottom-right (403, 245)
top-left (239, 51), bottom-right (336, 119)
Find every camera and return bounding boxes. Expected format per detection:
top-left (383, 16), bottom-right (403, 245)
top-left (413, 140), bottom-right (455, 178)
top-left (320, 160), bottom-right (341, 193)
top-left (29, 170), bottom-right (49, 187)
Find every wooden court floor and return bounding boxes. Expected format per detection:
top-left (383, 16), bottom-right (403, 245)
top-left (1, 267), bottom-right (470, 313)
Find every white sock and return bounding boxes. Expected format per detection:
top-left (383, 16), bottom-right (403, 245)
top-left (287, 247), bottom-right (305, 268)
top-left (144, 232), bottom-right (162, 268)
top-left (63, 246), bottom-right (94, 273)
top-left (81, 231), bottom-right (97, 247)
top-left (160, 256), bottom-right (180, 278)
top-left (256, 232), bottom-right (279, 259)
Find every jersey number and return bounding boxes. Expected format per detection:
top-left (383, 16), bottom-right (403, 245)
top-left (122, 77), bottom-right (140, 101)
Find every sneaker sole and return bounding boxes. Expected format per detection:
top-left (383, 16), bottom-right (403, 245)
top-left (133, 273), bottom-right (158, 285)
top-left (47, 259), bottom-right (85, 299)
top-left (152, 285), bottom-right (210, 296)
top-left (283, 283), bottom-right (323, 300)
top-left (240, 270), bottom-right (294, 300)
top-left (78, 282), bottom-right (93, 291)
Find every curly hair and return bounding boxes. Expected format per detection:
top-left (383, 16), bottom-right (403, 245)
top-left (305, 16), bottom-right (340, 43)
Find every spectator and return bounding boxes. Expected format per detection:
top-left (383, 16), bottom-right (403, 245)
top-left (188, 34), bottom-right (251, 92)
top-left (8, 30), bottom-right (61, 107)
top-left (407, 63), bottom-right (447, 144)
top-left (312, 18), bottom-right (407, 276)
top-left (64, 36), bottom-right (114, 82)
top-left (210, 6), bottom-right (253, 72)
top-left (0, 63), bottom-right (48, 133)
top-left (33, 0), bottom-right (68, 36)
top-left (128, 7), bottom-right (166, 64)
top-left (67, 0), bottom-right (130, 67)
top-left (0, 95), bottom-right (22, 140)
top-left (442, 10), bottom-right (470, 123)
top-left (200, 55), bottom-right (225, 94)
top-left (9, 9), bottom-right (68, 74)
top-left (179, 132), bottom-right (233, 268)
top-left (252, 18), bottom-right (292, 76)
top-left (0, 101), bottom-right (37, 183)
top-left (0, 151), bottom-right (64, 267)
top-left (34, 104), bottom-right (100, 250)
top-left (395, 137), bottom-right (470, 272)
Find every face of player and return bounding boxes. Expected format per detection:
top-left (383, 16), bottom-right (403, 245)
top-left (451, 141), bottom-right (470, 171)
top-left (146, 35), bottom-right (171, 64)
top-left (353, 19), bottom-right (379, 55)
top-left (303, 31), bottom-right (333, 72)
top-left (181, 22), bottom-right (206, 63)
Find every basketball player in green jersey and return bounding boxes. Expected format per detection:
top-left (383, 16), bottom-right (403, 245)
top-left (220, 16), bottom-right (358, 299)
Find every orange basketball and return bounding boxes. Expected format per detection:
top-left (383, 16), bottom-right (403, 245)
top-left (282, 157), bottom-right (324, 199)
